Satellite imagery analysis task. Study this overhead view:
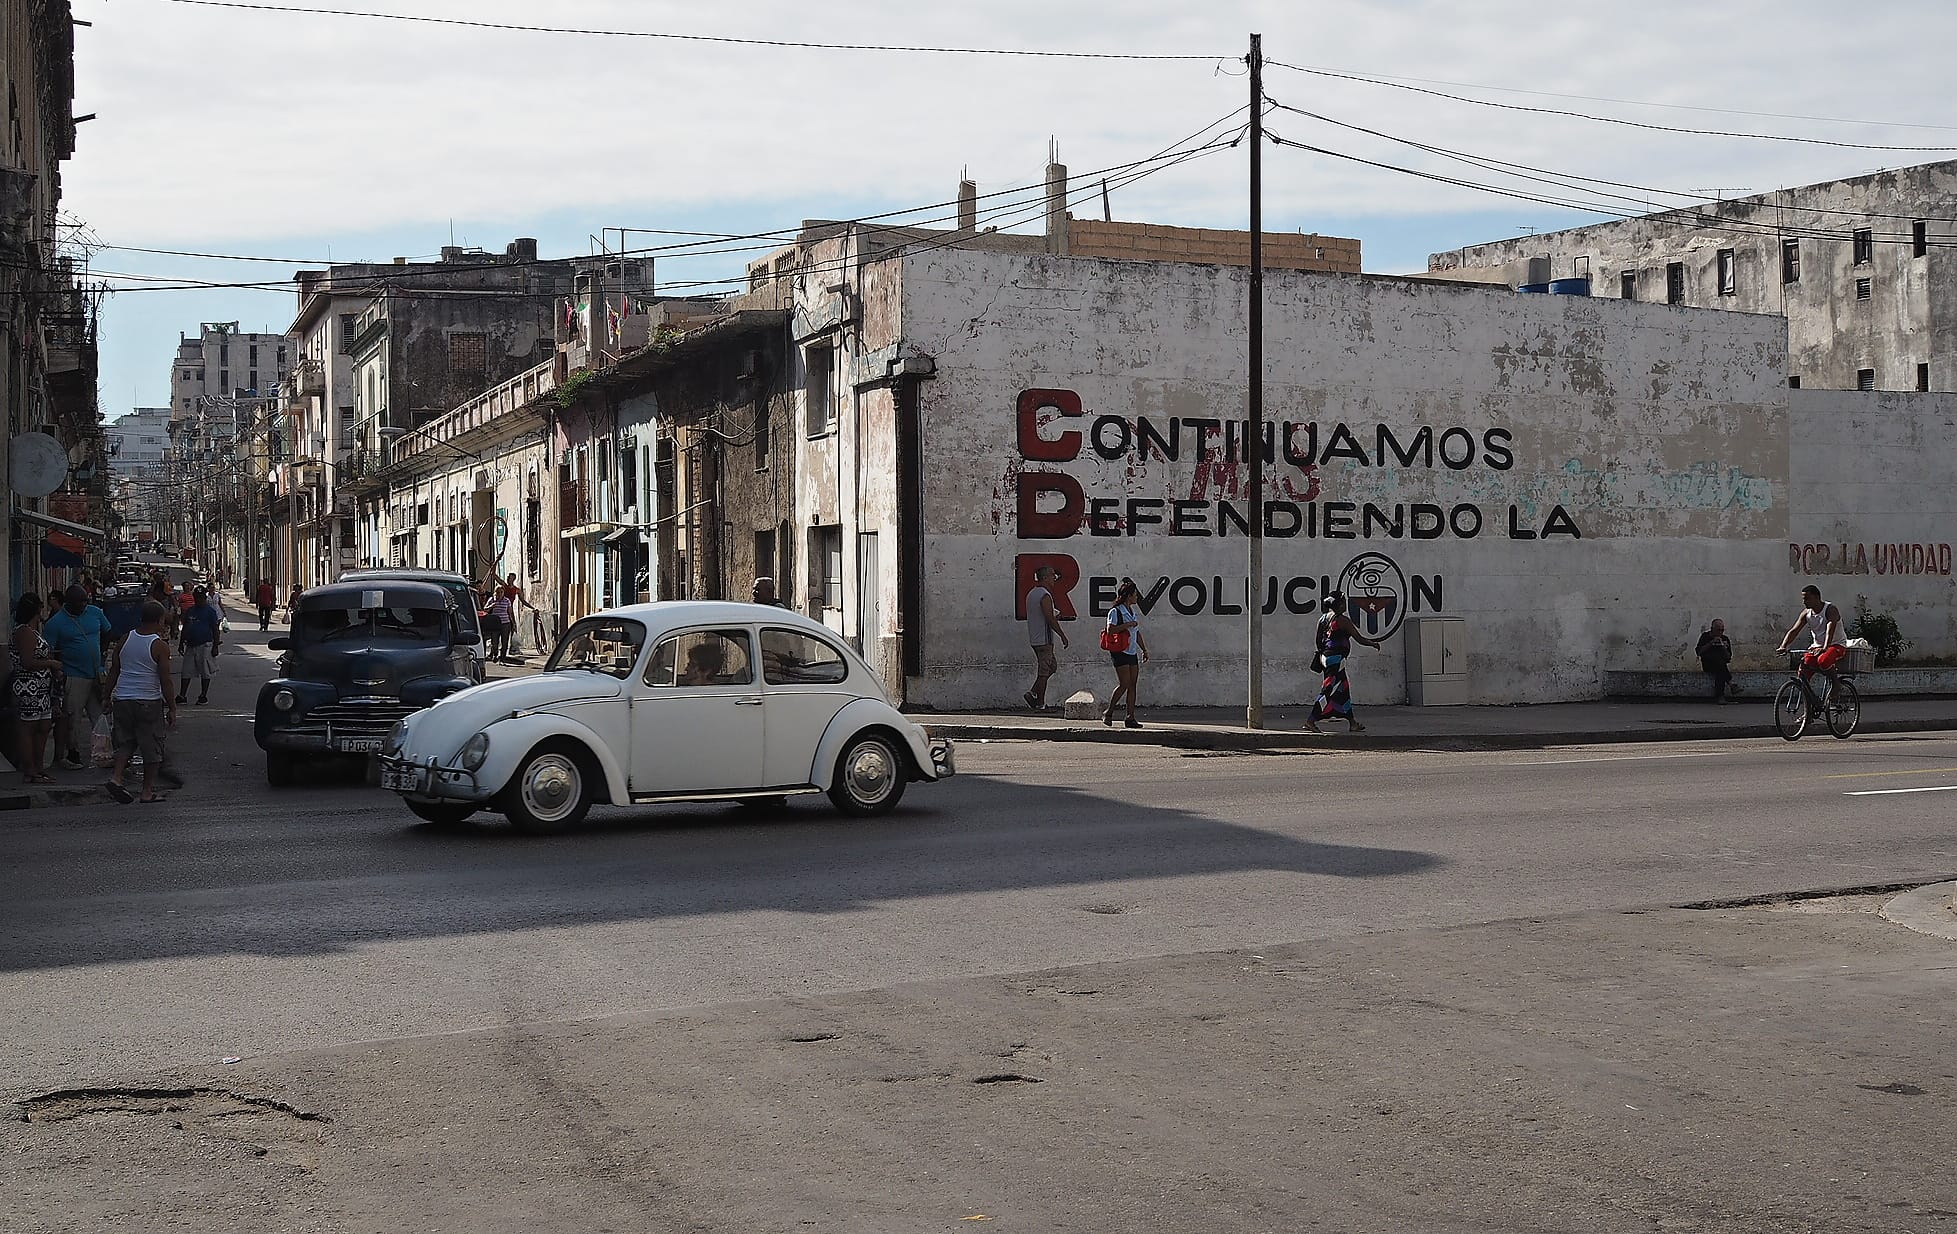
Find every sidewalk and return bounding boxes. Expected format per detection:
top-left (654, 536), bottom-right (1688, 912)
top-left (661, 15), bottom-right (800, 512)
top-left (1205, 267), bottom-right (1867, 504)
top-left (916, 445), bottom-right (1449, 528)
top-left (920, 696), bottom-right (1957, 751)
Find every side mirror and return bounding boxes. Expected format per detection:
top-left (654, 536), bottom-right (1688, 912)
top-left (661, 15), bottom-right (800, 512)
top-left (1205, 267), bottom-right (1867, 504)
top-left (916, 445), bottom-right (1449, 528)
top-left (267, 636), bottom-right (291, 651)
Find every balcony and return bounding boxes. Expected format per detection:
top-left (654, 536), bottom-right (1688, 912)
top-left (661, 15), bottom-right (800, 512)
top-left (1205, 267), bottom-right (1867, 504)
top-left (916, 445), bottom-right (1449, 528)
top-left (288, 358), bottom-right (325, 397)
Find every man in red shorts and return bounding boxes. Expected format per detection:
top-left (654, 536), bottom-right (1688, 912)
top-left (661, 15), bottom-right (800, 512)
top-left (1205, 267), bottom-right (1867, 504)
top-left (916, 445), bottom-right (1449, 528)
top-left (1774, 584), bottom-right (1847, 693)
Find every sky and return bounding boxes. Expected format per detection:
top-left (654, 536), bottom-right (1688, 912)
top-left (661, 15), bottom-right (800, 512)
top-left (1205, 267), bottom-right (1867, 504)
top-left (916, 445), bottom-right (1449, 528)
top-left (65, 0), bottom-right (1957, 419)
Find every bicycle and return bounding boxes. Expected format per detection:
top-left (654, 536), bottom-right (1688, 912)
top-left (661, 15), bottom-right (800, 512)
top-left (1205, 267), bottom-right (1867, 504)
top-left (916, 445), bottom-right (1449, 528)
top-left (1773, 652), bottom-right (1860, 741)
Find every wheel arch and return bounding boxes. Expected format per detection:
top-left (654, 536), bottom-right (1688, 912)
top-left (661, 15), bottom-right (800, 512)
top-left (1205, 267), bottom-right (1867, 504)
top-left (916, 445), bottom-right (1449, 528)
top-left (481, 714), bottom-right (627, 804)
top-left (809, 699), bottom-right (932, 789)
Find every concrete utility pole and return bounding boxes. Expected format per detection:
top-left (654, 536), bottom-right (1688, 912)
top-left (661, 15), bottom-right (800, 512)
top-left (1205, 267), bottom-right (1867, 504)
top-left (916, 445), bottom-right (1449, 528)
top-left (1246, 32), bottom-right (1266, 730)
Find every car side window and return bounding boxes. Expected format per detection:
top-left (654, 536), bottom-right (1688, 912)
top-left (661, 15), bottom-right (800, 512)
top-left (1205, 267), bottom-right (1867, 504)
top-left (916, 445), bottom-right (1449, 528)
top-left (644, 629), bottom-right (754, 688)
top-left (760, 628), bottom-right (849, 685)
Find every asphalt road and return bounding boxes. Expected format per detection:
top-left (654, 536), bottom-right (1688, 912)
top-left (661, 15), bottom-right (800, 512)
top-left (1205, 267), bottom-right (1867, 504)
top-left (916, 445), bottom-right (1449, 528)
top-left (2, 627), bottom-right (1954, 1093)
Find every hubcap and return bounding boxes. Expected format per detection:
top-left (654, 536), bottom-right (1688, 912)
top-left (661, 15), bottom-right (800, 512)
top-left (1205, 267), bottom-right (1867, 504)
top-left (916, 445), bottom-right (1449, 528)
top-left (520, 753), bottom-right (581, 823)
top-left (844, 741), bottom-right (896, 805)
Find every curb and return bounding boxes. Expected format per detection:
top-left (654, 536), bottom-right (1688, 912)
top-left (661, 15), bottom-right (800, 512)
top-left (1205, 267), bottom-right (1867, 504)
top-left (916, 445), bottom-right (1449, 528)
top-left (926, 715), bottom-right (1957, 753)
top-left (1880, 880), bottom-right (1957, 941)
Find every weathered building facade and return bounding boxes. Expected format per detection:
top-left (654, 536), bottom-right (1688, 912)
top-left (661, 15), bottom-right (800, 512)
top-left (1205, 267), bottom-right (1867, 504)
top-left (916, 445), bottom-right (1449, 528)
top-left (1426, 160), bottom-right (1957, 392)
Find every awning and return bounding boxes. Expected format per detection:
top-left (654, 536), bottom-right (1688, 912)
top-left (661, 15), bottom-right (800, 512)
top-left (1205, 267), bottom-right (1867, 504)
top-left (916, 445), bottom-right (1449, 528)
top-left (13, 508), bottom-right (107, 540)
top-left (600, 524), bottom-right (642, 545)
top-left (40, 540), bottom-right (86, 568)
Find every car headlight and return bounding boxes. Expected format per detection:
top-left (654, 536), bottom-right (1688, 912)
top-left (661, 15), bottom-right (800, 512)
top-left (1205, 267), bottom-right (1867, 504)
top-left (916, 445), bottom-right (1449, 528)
top-left (458, 732), bottom-right (491, 771)
top-left (271, 689), bottom-right (298, 712)
top-left (385, 719), bottom-right (408, 755)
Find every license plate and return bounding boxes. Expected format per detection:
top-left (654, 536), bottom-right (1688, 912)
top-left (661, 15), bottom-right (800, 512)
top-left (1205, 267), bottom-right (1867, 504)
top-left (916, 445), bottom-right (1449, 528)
top-left (339, 738), bottom-right (383, 753)
top-left (380, 767), bottom-right (419, 791)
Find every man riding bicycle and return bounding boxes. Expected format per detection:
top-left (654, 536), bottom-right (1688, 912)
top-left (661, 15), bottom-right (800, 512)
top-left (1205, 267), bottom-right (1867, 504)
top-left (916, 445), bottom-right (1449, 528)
top-left (1774, 584), bottom-right (1847, 693)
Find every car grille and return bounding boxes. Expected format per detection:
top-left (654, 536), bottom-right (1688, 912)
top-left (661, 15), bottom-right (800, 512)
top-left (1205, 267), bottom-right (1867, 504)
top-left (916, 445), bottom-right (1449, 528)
top-left (286, 698), bottom-right (419, 739)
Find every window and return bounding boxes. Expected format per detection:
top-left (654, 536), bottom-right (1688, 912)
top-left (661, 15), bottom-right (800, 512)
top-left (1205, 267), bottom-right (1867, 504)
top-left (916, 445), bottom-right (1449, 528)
top-left (760, 628), bottom-right (848, 685)
top-left (755, 529), bottom-right (775, 583)
top-left (523, 496), bottom-right (540, 578)
top-left (549, 617), bottom-right (649, 679)
top-left (339, 314), bottom-right (357, 354)
top-left (1856, 278), bottom-right (1872, 301)
top-left (219, 370), bottom-right (228, 391)
top-left (447, 331), bottom-right (486, 392)
top-left (644, 629), bottom-right (754, 688)
top-left (1619, 271), bottom-right (1635, 300)
top-left (249, 344), bottom-right (259, 366)
top-left (1918, 363), bottom-right (1931, 392)
top-left (248, 369), bottom-right (258, 393)
top-left (1716, 249), bottom-right (1735, 296)
top-left (220, 343), bottom-right (229, 366)
top-left (1853, 229), bottom-right (1873, 265)
top-left (1857, 369), bottom-right (1876, 392)
top-left (1666, 262), bottom-right (1685, 305)
top-left (1914, 221), bottom-right (1928, 258)
top-left (814, 525), bottom-right (843, 610)
top-left (1782, 239), bottom-right (1800, 284)
top-left (1788, 375), bottom-right (1801, 389)
top-left (804, 343), bottom-right (835, 436)
top-left (278, 344), bottom-right (287, 366)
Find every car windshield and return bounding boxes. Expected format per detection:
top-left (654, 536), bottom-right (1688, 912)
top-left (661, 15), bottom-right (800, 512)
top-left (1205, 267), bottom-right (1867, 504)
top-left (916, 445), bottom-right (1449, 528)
top-left (297, 605), bottom-right (449, 645)
top-left (546, 617), bottom-right (646, 678)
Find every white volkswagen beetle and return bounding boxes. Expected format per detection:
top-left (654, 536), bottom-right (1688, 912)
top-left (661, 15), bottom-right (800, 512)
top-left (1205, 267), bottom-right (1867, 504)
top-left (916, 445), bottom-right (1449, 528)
top-left (377, 601), bottom-right (954, 831)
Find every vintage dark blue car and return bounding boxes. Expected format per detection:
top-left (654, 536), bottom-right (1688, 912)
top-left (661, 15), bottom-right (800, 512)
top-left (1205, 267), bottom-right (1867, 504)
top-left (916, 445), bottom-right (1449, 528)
top-left (255, 579), bottom-right (477, 786)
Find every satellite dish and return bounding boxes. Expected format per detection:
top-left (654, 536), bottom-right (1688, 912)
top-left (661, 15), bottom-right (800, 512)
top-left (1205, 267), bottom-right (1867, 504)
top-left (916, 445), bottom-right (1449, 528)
top-left (10, 432), bottom-right (68, 498)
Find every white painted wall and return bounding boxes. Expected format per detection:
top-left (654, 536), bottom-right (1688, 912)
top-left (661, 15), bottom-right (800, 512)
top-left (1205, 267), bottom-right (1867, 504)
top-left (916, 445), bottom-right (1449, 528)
top-left (894, 248), bottom-right (1957, 708)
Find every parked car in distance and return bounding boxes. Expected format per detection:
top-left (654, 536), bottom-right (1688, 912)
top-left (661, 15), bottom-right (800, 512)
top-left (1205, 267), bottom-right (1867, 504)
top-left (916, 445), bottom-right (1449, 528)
top-left (339, 567), bottom-right (486, 681)
top-left (377, 600), bottom-right (954, 831)
top-left (256, 579), bottom-right (478, 786)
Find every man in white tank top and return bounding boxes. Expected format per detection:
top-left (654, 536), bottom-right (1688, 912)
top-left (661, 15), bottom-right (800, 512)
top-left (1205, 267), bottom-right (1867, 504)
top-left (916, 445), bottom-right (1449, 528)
top-left (106, 601), bottom-right (179, 803)
top-left (1774, 584), bottom-right (1848, 691)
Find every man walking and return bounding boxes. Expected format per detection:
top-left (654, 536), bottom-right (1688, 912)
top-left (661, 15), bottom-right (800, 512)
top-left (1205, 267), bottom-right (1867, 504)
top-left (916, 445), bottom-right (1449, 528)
top-left (106, 601), bottom-right (178, 804)
top-left (42, 585), bottom-right (110, 769)
top-left (176, 586), bottom-right (222, 706)
top-left (254, 579), bottom-right (276, 631)
top-left (1022, 564), bottom-right (1068, 710)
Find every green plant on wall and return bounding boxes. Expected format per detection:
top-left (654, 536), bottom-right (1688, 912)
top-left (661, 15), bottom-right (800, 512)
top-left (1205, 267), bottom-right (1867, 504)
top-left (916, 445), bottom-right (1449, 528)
top-left (552, 369), bottom-right (594, 411)
top-left (1849, 596), bottom-right (1912, 666)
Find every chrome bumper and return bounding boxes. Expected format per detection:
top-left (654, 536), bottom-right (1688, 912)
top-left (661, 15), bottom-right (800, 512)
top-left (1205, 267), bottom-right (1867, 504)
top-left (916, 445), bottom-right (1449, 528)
top-left (930, 739), bottom-right (956, 779)
top-left (377, 753), bottom-right (493, 803)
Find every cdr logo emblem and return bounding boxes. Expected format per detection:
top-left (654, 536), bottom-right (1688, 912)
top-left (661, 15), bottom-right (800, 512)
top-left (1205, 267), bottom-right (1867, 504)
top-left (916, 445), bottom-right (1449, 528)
top-left (1337, 552), bottom-right (1408, 640)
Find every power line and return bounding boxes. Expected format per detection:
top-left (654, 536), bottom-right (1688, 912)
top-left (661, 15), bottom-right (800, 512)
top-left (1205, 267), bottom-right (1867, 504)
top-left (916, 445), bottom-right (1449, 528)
top-left (1265, 58), bottom-right (1957, 153)
top-left (156, 0), bottom-right (1222, 59)
top-left (80, 119), bottom-right (1254, 297)
top-left (1264, 60), bottom-right (1957, 135)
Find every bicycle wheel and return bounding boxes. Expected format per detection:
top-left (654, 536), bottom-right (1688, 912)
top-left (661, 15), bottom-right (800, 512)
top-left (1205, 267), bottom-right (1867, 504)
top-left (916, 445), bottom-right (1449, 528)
top-left (1826, 678), bottom-right (1861, 738)
top-left (1773, 680), bottom-right (1809, 741)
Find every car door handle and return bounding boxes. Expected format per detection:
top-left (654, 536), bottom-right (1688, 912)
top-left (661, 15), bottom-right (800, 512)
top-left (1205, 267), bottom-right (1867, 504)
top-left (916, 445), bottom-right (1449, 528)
top-left (734, 696), bottom-right (765, 706)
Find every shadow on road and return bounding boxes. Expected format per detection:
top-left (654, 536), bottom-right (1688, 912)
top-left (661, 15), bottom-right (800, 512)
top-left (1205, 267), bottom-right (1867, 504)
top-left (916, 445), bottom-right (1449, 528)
top-left (0, 772), bottom-right (1441, 972)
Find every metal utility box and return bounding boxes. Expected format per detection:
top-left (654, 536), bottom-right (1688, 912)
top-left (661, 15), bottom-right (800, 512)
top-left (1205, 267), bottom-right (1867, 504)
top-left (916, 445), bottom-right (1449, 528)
top-left (1404, 617), bottom-right (1469, 706)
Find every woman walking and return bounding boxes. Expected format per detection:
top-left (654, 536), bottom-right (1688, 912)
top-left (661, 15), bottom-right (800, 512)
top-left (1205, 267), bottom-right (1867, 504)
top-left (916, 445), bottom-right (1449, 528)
top-left (10, 594), bottom-right (60, 783)
top-left (1101, 578), bottom-right (1150, 729)
top-left (1305, 591), bottom-right (1383, 734)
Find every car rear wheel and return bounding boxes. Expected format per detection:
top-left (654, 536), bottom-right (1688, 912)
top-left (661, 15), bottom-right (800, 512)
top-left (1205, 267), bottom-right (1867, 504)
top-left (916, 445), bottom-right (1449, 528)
top-left (406, 800), bottom-right (477, 828)
top-left (828, 732), bottom-right (907, 817)
top-left (499, 740), bottom-right (594, 834)
top-left (266, 751), bottom-right (297, 787)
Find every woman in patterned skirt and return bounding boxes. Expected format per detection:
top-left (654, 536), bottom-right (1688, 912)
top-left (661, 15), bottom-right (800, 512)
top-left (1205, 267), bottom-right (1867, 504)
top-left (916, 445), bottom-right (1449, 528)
top-left (1305, 590), bottom-right (1383, 734)
top-left (10, 593), bottom-right (61, 783)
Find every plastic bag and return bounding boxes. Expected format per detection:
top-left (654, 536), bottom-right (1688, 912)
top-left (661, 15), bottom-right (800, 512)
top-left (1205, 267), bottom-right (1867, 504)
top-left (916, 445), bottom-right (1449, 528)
top-left (90, 713), bottom-right (113, 767)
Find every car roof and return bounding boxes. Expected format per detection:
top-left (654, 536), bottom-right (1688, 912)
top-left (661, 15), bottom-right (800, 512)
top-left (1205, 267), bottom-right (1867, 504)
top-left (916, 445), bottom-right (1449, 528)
top-left (584, 600), bottom-right (843, 638)
top-left (341, 568), bottom-right (472, 585)
top-left (299, 579), bottom-right (454, 608)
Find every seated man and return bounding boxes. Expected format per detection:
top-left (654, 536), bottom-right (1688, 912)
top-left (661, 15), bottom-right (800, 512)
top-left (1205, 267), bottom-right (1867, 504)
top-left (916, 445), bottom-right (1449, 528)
top-left (679, 641), bottom-right (724, 686)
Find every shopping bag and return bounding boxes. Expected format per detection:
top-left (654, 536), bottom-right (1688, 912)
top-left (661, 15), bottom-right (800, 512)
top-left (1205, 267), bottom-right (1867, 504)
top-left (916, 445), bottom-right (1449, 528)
top-left (90, 713), bottom-right (113, 767)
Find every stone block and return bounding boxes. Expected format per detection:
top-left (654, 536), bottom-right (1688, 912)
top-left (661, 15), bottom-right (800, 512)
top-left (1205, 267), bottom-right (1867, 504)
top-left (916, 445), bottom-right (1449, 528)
top-left (1062, 690), bottom-right (1102, 720)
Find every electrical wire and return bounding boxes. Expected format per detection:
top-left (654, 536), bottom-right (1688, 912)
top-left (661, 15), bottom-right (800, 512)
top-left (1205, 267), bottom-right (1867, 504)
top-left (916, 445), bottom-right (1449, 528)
top-left (155, 0), bottom-right (1222, 59)
top-left (73, 112), bottom-right (1255, 297)
top-left (1265, 58), bottom-right (1957, 154)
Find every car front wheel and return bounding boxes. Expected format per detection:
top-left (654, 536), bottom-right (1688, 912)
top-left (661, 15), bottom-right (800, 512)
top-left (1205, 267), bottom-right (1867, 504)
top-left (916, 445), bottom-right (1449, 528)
top-left (828, 732), bottom-right (907, 817)
top-left (499, 740), bottom-right (594, 834)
